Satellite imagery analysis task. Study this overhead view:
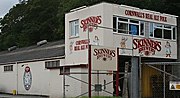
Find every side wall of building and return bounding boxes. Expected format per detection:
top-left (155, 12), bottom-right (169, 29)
top-left (62, 67), bottom-right (114, 97)
top-left (49, 69), bottom-right (63, 98)
top-left (0, 64), bottom-right (17, 93)
top-left (0, 58), bottom-right (64, 97)
top-left (174, 18), bottom-right (180, 78)
top-left (17, 61), bottom-right (50, 95)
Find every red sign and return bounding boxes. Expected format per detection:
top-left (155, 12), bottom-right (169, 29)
top-left (80, 16), bottom-right (102, 32)
top-left (125, 10), bottom-right (167, 22)
top-left (133, 38), bottom-right (161, 56)
top-left (93, 48), bottom-right (116, 61)
top-left (74, 39), bottom-right (89, 51)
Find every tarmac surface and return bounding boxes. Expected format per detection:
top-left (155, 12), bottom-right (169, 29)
top-left (0, 93), bottom-right (49, 98)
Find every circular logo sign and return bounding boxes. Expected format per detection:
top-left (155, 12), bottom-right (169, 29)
top-left (23, 66), bottom-right (32, 91)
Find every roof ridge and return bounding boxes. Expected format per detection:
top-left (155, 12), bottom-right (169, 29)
top-left (0, 44), bottom-right (65, 57)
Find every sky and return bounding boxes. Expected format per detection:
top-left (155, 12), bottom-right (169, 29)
top-left (0, 0), bottom-right (19, 18)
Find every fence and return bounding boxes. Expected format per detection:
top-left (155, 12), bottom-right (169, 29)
top-left (142, 63), bottom-right (180, 98)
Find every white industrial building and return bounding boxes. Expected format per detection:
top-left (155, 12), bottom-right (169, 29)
top-left (0, 2), bottom-right (179, 98)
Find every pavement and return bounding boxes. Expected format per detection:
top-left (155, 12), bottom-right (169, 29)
top-left (0, 93), bottom-right (49, 98)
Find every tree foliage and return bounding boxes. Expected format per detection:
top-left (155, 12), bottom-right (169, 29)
top-left (0, 0), bottom-right (61, 51)
top-left (0, 0), bottom-right (179, 51)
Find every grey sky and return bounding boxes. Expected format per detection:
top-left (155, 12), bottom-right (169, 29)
top-left (0, 0), bottom-right (19, 18)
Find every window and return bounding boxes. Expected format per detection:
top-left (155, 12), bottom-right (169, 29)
top-left (149, 23), bottom-right (154, 37)
top-left (118, 17), bottom-right (128, 34)
top-left (118, 18), bottom-right (128, 22)
top-left (129, 20), bottom-right (139, 35)
top-left (172, 26), bottom-right (176, 40)
top-left (4, 65), bottom-right (13, 72)
top-left (140, 21), bottom-right (145, 36)
top-left (149, 23), bottom-right (176, 40)
top-left (164, 25), bottom-right (172, 39)
top-left (113, 17), bottom-right (117, 32)
top-left (118, 22), bottom-right (128, 34)
top-left (129, 24), bottom-right (139, 35)
top-left (154, 23), bottom-right (163, 38)
top-left (45, 60), bottom-right (60, 68)
top-left (60, 67), bottom-right (70, 75)
top-left (113, 17), bottom-right (141, 35)
top-left (130, 20), bottom-right (139, 24)
top-left (70, 20), bottom-right (79, 37)
top-left (164, 25), bottom-right (171, 29)
top-left (113, 16), bottom-right (176, 40)
top-left (164, 29), bottom-right (171, 39)
top-left (155, 23), bottom-right (162, 28)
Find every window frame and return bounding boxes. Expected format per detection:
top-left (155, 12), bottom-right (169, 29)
top-left (149, 22), bottom-right (154, 37)
top-left (172, 26), bottom-right (177, 40)
top-left (163, 25), bottom-right (172, 40)
top-left (154, 23), bottom-right (163, 39)
top-left (129, 22), bottom-right (139, 35)
top-left (69, 19), bottom-right (79, 38)
top-left (45, 60), bottom-right (60, 69)
top-left (149, 22), bottom-right (176, 40)
top-left (113, 16), bottom-right (177, 40)
top-left (4, 65), bottom-right (13, 72)
top-left (60, 67), bottom-right (70, 75)
top-left (140, 21), bottom-right (145, 36)
top-left (113, 16), bottom-right (144, 36)
top-left (117, 17), bottom-right (129, 34)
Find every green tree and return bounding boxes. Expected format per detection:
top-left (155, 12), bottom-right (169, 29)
top-left (0, 0), bottom-right (61, 51)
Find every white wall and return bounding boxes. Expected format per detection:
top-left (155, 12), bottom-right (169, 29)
top-left (0, 58), bottom-right (64, 97)
top-left (63, 3), bottom-right (178, 97)
top-left (91, 70), bottom-right (114, 96)
top-left (65, 3), bottom-right (104, 65)
top-left (49, 69), bottom-right (63, 98)
top-left (64, 68), bottom-right (83, 97)
top-left (111, 3), bottom-right (177, 25)
top-left (17, 61), bottom-right (50, 95)
top-left (102, 3), bottom-right (177, 59)
top-left (65, 2), bottom-right (177, 60)
top-left (64, 68), bottom-right (114, 97)
top-left (0, 64), bottom-right (17, 93)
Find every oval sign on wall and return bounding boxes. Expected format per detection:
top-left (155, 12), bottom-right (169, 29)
top-left (23, 66), bottom-right (32, 91)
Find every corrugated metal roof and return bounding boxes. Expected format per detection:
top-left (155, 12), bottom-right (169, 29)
top-left (0, 40), bottom-right (65, 64)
